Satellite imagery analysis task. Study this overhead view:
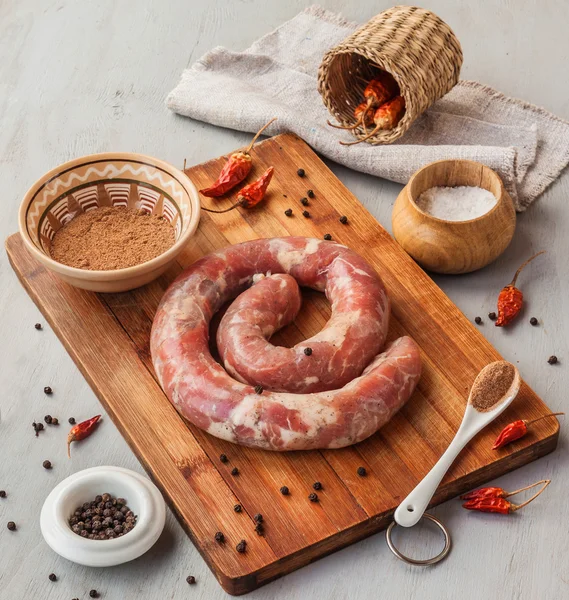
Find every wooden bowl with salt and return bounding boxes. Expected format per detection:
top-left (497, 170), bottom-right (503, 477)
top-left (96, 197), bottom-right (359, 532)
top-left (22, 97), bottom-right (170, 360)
top-left (392, 159), bottom-right (516, 274)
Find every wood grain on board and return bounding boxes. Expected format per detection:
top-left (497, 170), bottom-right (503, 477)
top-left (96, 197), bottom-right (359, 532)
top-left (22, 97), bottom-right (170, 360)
top-left (5, 133), bottom-right (559, 595)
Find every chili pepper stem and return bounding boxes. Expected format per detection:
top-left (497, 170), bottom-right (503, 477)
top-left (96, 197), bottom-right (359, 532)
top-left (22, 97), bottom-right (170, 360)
top-left (340, 125), bottom-right (381, 146)
top-left (244, 118), bottom-right (277, 154)
top-left (201, 200), bottom-right (244, 214)
top-left (510, 479), bottom-right (550, 511)
top-left (509, 251), bottom-right (546, 287)
top-left (327, 115), bottom-right (364, 131)
top-left (503, 479), bottom-right (550, 499)
top-left (525, 412), bottom-right (565, 427)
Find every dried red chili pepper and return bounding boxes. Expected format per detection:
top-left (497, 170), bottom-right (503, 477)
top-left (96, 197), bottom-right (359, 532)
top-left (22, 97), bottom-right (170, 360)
top-left (201, 167), bottom-right (274, 214)
top-left (199, 118), bottom-right (276, 198)
top-left (463, 497), bottom-right (512, 514)
top-left (328, 74), bottom-right (398, 132)
top-left (460, 486), bottom-right (506, 501)
top-left (495, 251), bottom-right (545, 327)
top-left (492, 412), bottom-right (564, 449)
top-left (462, 479), bottom-right (550, 514)
top-left (67, 415), bottom-right (101, 458)
top-left (340, 96), bottom-right (406, 146)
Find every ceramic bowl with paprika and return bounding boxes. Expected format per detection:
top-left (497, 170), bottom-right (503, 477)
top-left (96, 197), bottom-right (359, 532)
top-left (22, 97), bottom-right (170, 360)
top-left (18, 152), bottom-right (200, 293)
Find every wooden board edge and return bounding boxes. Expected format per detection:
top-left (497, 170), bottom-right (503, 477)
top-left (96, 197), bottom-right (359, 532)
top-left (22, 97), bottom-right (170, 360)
top-left (219, 428), bottom-right (558, 594)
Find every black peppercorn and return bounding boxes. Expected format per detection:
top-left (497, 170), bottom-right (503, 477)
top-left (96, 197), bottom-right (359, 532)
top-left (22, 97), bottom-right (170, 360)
top-left (102, 493), bottom-right (111, 502)
top-left (43, 460), bottom-right (52, 470)
top-left (301, 197), bottom-right (309, 206)
top-left (44, 415), bottom-right (52, 424)
top-left (474, 316), bottom-right (482, 325)
top-left (0, 491), bottom-right (6, 498)
top-left (323, 234), bottom-right (332, 240)
top-left (236, 540), bottom-right (247, 553)
top-left (43, 386), bottom-right (53, 395)
top-left (234, 504), bottom-right (242, 513)
top-left (356, 466), bottom-right (367, 477)
top-left (220, 453), bottom-right (228, 463)
top-left (308, 493), bottom-right (319, 502)
top-left (7, 521), bottom-right (16, 531)
top-left (254, 513), bottom-right (263, 523)
top-left (548, 355), bottom-right (558, 365)
top-left (339, 215), bottom-right (348, 224)
top-left (302, 210), bottom-right (310, 218)
top-left (89, 590), bottom-right (99, 598)
top-left (280, 486), bottom-right (289, 495)
top-left (255, 522), bottom-right (264, 535)
top-left (530, 317), bottom-right (538, 326)
top-left (297, 168), bottom-right (305, 177)
top-left (488, 312), bottom-right (497, 320)
top-left (68, 417), bottom-right (76, 425)
top-left (284, 208), bottom-right (293, 217)
top-left (312, 482), bottom-right (322, 490)
top-left (307, 189), bottom-right (315, 198)
top-left (35, 323), bottom-right (42, 330)
top-left (231, 467), bottom-right (239, 476)
top-left (303, 347), bottom-right (312, 356)
top-left (186, 576), bottom-right (196, 585)
top-left (51, 417), bottom-right (59, 425)
top-left (215, 531), bottom-right (225, 543)
top-left (48, 573), bottom-right (57, 582)
top-left (254, 385), bottom-right (263, 394)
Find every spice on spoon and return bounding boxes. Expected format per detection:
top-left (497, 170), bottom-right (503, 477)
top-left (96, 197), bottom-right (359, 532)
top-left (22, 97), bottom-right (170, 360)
top-left (201, 167), bottom-right (274, 214)
top-left (469, 361), bottom-right (516, 412)
top-left (495, 251), bottom-right (545, 327)
top-left (492, 413), bottom-right (564, 449)
top-left (199, 118), bottom-right (276, 197)
top-left (462, 479), bottom-right (550, 514)
top-left (67, 415), bottom-right (101, 458)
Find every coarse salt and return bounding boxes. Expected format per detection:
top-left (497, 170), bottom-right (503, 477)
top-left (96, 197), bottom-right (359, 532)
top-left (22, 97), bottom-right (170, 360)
top-left (415, 186), bottom-right (497, 221)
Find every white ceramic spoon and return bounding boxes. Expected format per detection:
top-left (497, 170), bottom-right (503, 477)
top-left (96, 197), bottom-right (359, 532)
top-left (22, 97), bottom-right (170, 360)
top-left (394, 361), bottom-right (521, 528)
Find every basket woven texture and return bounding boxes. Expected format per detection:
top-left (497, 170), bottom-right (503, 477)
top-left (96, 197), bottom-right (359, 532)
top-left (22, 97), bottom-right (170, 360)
top-left (318, 6), bottom-right (463, 144)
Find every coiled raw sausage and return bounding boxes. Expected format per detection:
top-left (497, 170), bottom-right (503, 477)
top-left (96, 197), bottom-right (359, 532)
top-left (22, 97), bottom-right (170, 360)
top-left (150, 237), bottom-right (421, 450)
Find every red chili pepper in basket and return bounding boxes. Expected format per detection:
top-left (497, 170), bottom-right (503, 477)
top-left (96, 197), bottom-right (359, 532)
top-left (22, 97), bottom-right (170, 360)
top-left (340, 96), bottom-right (406, 146)
top-left (67, 415), bottom-right (101, 458)
top-left (201, 167), bottom-right (274, 214)
top-left (495, 251), bottom-right (545, 327)
top-left (328, 73), bottom-right (398, 132)
top-left (461, 479), bottom-right (550, 514)
top-left (199, 118), bottom-right (276, 197)
top-left (492, 412), bottom-right (564, 449)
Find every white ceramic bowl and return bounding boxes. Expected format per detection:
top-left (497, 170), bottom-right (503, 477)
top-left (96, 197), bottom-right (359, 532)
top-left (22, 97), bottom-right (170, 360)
top-left (18, 152), bottom-right (201, 292)
top-left (40, 466), bottom-right (166, 567)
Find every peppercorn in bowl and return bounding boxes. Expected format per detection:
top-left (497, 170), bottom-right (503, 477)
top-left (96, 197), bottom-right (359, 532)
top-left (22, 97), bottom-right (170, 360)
top-left (18, 152), bottom-right (200, 292)
top-left (40, 466), bottom-right (166, 567)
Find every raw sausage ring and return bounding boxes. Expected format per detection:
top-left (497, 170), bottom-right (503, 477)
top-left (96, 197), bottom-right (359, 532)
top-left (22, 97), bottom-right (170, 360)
top-left (151, 237), bottom-right (421, 450)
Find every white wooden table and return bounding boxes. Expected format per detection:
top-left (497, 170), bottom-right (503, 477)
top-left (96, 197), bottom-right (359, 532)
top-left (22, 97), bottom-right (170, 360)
top-left (1, 1), bottom-right (568, 598)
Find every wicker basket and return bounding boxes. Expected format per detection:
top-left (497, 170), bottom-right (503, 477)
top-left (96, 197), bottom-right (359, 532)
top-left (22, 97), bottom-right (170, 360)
top-left (318, 6), bottom-right (463, 144)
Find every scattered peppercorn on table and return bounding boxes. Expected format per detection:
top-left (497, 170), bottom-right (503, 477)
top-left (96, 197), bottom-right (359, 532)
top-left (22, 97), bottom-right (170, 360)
top-left (1, 1), bottom-right (568, 600)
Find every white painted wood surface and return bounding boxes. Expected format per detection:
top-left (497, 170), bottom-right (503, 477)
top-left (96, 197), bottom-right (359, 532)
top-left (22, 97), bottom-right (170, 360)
top-left (1, 0), bottom-right (567, 598)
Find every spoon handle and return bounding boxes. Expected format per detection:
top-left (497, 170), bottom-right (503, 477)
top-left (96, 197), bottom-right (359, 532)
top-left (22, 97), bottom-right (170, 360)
top-left (394, 425), bottom-right (472, 528)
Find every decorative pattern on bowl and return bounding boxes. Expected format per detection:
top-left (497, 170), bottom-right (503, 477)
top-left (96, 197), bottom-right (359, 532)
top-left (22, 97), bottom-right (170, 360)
top-left (18, 153), bottom-right (201, 292)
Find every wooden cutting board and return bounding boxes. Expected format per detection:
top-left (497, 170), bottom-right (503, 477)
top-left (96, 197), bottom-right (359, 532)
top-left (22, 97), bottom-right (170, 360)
top-left (6, 133), bottom-right (558, 595)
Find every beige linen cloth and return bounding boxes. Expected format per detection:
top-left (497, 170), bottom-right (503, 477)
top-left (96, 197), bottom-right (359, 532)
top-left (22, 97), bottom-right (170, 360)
top-left (168, 6), bottom-right (569, 211)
